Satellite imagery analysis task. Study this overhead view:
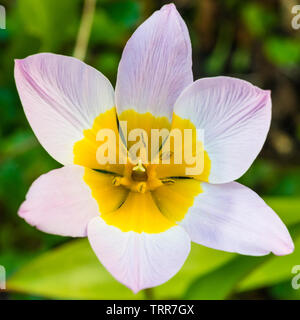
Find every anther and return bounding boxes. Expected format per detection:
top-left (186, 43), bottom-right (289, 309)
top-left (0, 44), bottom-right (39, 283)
top-left (137, 182), bottom-right (147, 193)
top-left (112, 177), bottom-right (121, 186)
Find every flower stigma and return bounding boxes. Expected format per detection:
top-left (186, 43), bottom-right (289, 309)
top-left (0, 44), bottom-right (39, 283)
top-left (111, 159), bottom-right (175, 194)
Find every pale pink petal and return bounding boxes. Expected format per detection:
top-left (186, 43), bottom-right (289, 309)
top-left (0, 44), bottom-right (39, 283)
top-left (180, 182), bottom-right (294, 256)
top-left (173, 76), bottom-right (271, 183)
top-left (116, 3), bottom-right (192, 120)
top-left (19, 166), bottom-right (99, 237)
top-left (14, 53), bottom-right (115, 165)
top-left (88, 217), bottom-right (191, 293)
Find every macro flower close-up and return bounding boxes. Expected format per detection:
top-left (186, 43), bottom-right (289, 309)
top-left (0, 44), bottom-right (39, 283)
top-left (13, 3), bottom-right (294, 294)
top-left (2, 0), bottom-right (300, 306)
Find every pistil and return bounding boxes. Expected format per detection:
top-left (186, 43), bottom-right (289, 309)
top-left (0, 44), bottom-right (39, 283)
top-left (131, 159), bottom-right (148, 182)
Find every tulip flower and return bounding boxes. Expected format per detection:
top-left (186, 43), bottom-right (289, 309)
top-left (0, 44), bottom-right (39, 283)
top-left (14, 4), bottom-right (294, 293)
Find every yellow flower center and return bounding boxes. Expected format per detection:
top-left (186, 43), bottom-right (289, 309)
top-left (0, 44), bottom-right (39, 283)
top-left (73, 107), bottom-right (211, 234)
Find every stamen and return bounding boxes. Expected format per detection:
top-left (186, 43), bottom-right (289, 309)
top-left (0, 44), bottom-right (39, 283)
top-left (112, 177), bottom-right (121, 186)
top-left (137, 182), bottom-right (147, 193)
top-left (112, 176), bottom-right (130, 187)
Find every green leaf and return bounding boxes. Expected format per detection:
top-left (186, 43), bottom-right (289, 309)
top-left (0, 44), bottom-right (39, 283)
top-left (184, 224), bottom-right (300, 299)
top-left (7, 238), bottom-right (142, 300)
top-left (7, 239), bottom-right (233, 300)
top-left (269, 281), bottom-right (300, 300)
top-left (184, 254), bottom-right (269, 300)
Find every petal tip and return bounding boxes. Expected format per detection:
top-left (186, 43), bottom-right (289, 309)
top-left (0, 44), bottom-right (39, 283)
top-left (274, 234), bottom-right (295, 256)
top-left (14, 57), bottom-right (28, 68)
top-left (14, 58), bottom-right (25, 79)
top-left (281, 239), bottom-right (295, 256)
top-left (17, 202), bottom-right (27, 219)
top-left (130, 287), bottom-right (141, 295)
top-left (161, 3), bottom-right (177, 11)
top-left (129, 283), bottom-right (148, 295)
top-left (265, 89), bottom-right (271, 95)
top-left (263, 88), bottom-right (271, 99)
top-left (255, 87), bottom-right (271, 100)
top-left (14, 58), bottom-right (22, 70)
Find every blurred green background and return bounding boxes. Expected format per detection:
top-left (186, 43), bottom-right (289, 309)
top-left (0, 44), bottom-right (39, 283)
top-left (0, 0), bottom-right (300, 300)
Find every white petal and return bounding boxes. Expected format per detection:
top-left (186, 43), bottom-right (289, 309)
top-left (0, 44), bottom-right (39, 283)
top-left (19, 166), bottom-right (99, 237)
top-left (180, 182), bottom-right (294, 256)
top-left (116, 4), bottom-right (192, 120)
top-left (88, 217), bottom-right (191, 293)
top-left (173, 76), bottom-right (271, 183)
top-left (14, 53), bottom-right (115, 165)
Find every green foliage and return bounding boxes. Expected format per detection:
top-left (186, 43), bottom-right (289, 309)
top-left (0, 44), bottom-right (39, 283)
top-left (264, 37), bottom-right (300, 67)
top-left (205, 24), bottom-right (233, 75)
top-left (270, 281), bottom-right (300, 300)
top-left (89, 0), bottom-right (140, 47)
top-left (15, 0), bottom-right (80, 51)
top-left (184, 255), bottom-right (268, 300)
top-left (241, 3), bottom-right (277, 38)
top-left (103, 0), bottom-right (141, 28)
top-left (7, 238), bottom-right (142, 300)
top-left (231, 49), bottom-right (251, 73)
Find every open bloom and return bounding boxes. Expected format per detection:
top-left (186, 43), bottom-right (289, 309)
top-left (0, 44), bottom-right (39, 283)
top-left (15, 4), bottom-right (293, 293)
